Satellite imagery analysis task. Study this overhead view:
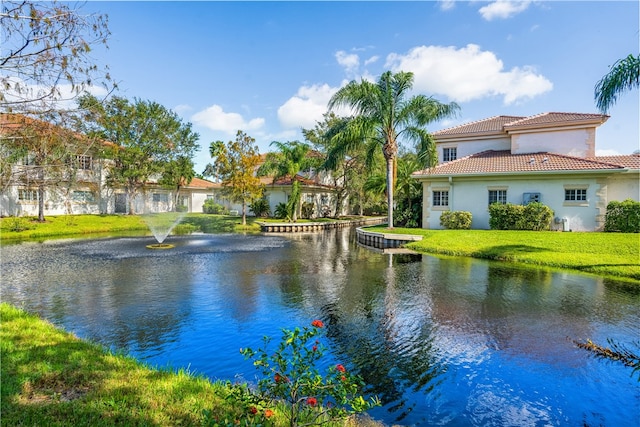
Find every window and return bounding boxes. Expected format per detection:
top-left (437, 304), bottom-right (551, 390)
top-left (488, 189), bottom-right (507, 205)
top-left (433, 190), bottom-right (449, 207)
top-left (75, 155), bottom-right (92, 170)
top-left (72, 191), bottom-right (95, 203)
top-left (306, 195), bottom-right (314, 203)
top-left (443, 147), bottom-right (457, 162)
top-left (18, 188), bottom-right (38, 201)
top-left (320, 195), bottom-right (329, 206)
top-left (565, 188), bottom-right (587, 201)
top-left (152, 193), bottom-right (169, 203)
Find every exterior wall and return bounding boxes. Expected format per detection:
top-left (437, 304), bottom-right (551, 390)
top-left (438, 136), bottom-right (510, 162)
top-left (510, 128), bottom-right (596, 157)
top-left (420, 173), bottom-right (637, 231)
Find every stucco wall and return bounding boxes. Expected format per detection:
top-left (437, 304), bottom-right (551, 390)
top-left (421, 174), bottom-right (638, 231)
top-left (510, 128), bottom-right (596, 157)
top-left (439, 136), bottom-right (511, 162)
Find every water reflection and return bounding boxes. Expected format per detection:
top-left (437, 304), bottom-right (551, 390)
top-left (1, 230), bottom-right (638, 426)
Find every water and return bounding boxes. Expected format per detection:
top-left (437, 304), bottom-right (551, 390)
top-left (1, 229), bottom-right (638, 426)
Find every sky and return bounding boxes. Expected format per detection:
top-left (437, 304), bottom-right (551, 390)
top-left (81, 1), bottom-right (640, 174)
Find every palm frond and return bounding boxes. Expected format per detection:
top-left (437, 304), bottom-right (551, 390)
top-left (595, 54), bottom-right (640, 113)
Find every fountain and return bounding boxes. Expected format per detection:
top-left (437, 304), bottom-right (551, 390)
top-left (138, 196), bottom-right (187, 249)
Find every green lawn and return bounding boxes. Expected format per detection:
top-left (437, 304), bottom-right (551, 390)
top-left (1, 303), bottom-right (378, 427)
top-left (369, 227), bottom-right (640, 282)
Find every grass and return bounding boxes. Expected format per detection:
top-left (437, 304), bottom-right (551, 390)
top-left (368, 227), bottom-right (640, 282)
top-left (1, 303), bottom-right (379, 427)
top-left (0, 303), bottom-right (245, 426)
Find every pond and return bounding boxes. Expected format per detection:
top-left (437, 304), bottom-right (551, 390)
top-left (1, 229), bottom-right (638, 426)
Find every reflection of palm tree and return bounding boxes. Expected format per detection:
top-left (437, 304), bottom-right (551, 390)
top-left (594, 54), bottom-right (640, 113)
top-left (327, 71), bottom-right (459, 228)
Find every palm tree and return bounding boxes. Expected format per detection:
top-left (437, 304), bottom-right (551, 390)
top-left (595, 54), bottom-right (640, 113)
top-left (326, 70), bottom-right (459, 228)
top-left (257, 140), bottom-right (314, 222)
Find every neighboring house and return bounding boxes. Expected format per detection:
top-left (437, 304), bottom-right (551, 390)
top-left (0, 114), bottom-right (219, 217)
top-left (413, 112), bottom-right (640, 231)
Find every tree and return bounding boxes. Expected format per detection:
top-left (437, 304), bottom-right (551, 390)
top-left (327, 71), bottom-right (459, 228)
top-left (595, 54), bottom-right (640, 113)
top-left (1, 1), bottom-right (112, 115)
top-left (205, 130), bottom-right (264, 225)
top-left (79, 94), bottom-right (199, 214)
top-left (257, 140), bottom-right (316, 222)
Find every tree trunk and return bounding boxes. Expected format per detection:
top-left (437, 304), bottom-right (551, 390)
top-left (37, 183), bottom-right (45, 222)
top-left (386, 156), bottom-right (394, 228)
top-left (241, 200), bottom-right (247, 226)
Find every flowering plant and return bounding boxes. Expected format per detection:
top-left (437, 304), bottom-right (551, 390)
top-left (241, 320), bottom-right (379, 427)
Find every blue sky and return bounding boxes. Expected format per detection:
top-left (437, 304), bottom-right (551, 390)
top-left (83, 1), bottom-right (639, 174)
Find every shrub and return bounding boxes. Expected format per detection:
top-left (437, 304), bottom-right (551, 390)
top-left (274, 202), bottom-right (290, 220)
top-left (249, 198), bottom-right (271, 218)
top-left (605, 199), bottom-right (640, 232)
top-left (440, 211), bottom-right (472, 229)
top-left (517, 202), bottom-right (553, 231)
top-left (203, 199), bottom-right (228, 215)
top-left (301, 202), bottom-right (315, 219)
top-left (489, 202), bottom-right (553, 231)
top-left (1, 216), bottom-right (34, 232)
top-left (240, 320), bottom-right (379, 427)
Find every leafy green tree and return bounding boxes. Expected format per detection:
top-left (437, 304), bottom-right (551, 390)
top-left (258, 140), bottom-right (316, 222)
top-left (1, 0), bottom-right (112, 115)
top-left (327, 71), bottom-right (459, 228)
top-left (595, 54), bottom-right (640, 113)
top-left (79, 94), bottom-right (199, 214)
top-left (206, 130), bottom-right (264, 225)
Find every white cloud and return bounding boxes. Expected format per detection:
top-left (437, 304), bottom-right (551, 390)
top-left (385, 44), bottom-right (553, 105)
top-left (596, 148), bottom-right (622, 156)
top-left (479, 0), bottom-right (532, 21)
top-left (191, 104), bottom-right (265, 135)
top-left (335, 50), bottom-right (360, 77)
top-left (277, 83), bottom-right (337, 129)
top-left (439, 0), bottom-right (457, 11)
top-left (364, 55), bottom-right (380, 66)
top-left (173, 104), bottom-right (193, 116)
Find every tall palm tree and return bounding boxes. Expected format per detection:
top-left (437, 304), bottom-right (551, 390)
top-left (327, 70), bottom-right (459, 228)
top-left (257, 140), bottom-right (314, 222)
top-left (595, 54), bottom-right (640, 113)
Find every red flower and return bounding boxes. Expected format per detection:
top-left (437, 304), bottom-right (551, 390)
top-left (336, 364), bottom-right (346, 373)
top-left (306, 396), bottom-right (317, 407)
top-left (249, 406), bottom-right (258, 414)
top-left (264, 409), bottom-right (274, 418)
top-left (311, 319), bottom-right (324, 328)
top-left (312, 345), bottom-right (318, 351)
top-left (274, 373), bottom-right (289, 383)
top-left (341, 375), bottom-right (346, 381)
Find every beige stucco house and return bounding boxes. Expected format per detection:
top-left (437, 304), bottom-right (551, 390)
top-left (412, 112), bottom-right (640, 231)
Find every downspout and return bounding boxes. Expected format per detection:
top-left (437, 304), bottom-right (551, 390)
top-left (448, 176), bottom-right (453, 211)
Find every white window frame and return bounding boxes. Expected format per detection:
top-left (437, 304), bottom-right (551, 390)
top-left (18, 188), bottom-right (38, 202)
top-left (564, 185), bottom-right (589, 206)
top-left (432, 190), bottom-right (449, 208)
top-left (442, 147), bottom-right (457, 162)
top-left (488, 189), bottom-right (507, 205)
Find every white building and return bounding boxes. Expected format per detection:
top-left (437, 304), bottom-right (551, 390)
top-left (413, 112), bottom-right (640, 231)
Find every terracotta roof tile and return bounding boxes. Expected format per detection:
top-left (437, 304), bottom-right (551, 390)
top-left (588, 154), bottom-right (640, 169)
top-left (503, 112), bottom-right (609, 129)
top-left (433, 115), bottom-right (524, 137)
top-left (413, 150), bottom-right (629, 177)
top-left (182, 177), bottom-right (220, 189)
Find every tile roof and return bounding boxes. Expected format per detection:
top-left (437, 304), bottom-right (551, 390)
top-left (413, 150), bottom-right (633, 177)
top-left (182, 177), bottom-right (220, 189)
top-left (503, 112), bottom-right (609, 130)
top-left (432, 112), bottom-right (609, 138)
top-left (433, 115), bottom-right (524, 137)
top-left (588, 154), bottom-right (640, 169)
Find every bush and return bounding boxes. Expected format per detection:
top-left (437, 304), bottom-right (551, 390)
top-left (203, 199), bottom-right (228, 215)
top-left (517, 202), bottom-right (553, 231)
top-left (301, 202), bottom-right (315, 219)
top-left (605, 199), bottom-right (640, 232)
top-left (489, 202), bottom-right (553, 231)
top-left (440, 211), bottom-right (472, 229)
top-left (249, 198), bottom-right (270, 218)
top-left (274, 202), bottom-right (290, 220)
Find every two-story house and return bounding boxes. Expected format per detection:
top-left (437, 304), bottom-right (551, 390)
top-left (412, 112), bottom-right (639, 231)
